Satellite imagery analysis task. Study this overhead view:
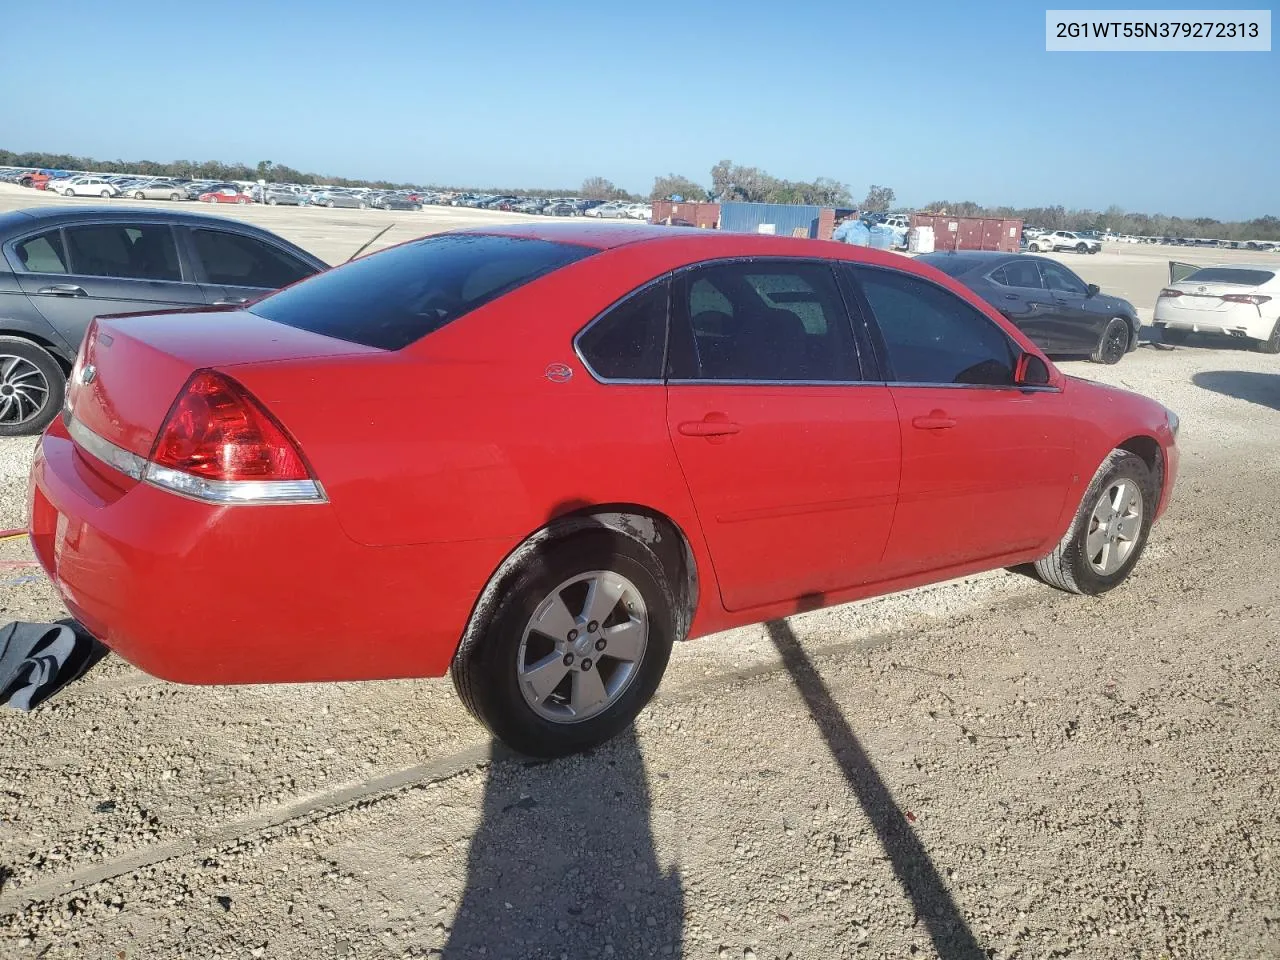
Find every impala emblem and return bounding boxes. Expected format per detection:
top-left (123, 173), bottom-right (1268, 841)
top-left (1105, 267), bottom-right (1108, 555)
top-left (544, 362), bottom-right (573, 383)
top-left (81, 364), bottom-right (97, 384)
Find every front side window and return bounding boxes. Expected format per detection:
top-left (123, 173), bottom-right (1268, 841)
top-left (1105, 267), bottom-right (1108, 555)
top-left (14, 231), bottom-right (68, 274)
top-left (250, 234), bottom-right (594, 350)
top-left (852, 266), bottom-right (1016, 386)
top-left (63, 223), bottom-right (181, 281)
top-left (1040, 261), bottom-right (1088, 295)
top-left (668, 261), bottom-right (859, 382)
top-left (577, 278), bottom-right (668, 381)
top-left (192, 229), bottom-right (315, 290)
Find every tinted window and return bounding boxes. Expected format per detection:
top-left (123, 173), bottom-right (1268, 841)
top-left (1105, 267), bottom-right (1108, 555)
top-left (64, 224), bottom-right (181, 281)
top-left (1183, 267), bottom-right (1274, 286)
top-left (668, 261), bottom-right (859, 381)
top-left (1040, 261), bottom-right (1088, 295)
top-left (14, 231), bottom-right (68, 274)
top-left (251, 234), bottom-right (594, 351)
top-left (577, 279), bottom-right (668, 380)
top-left (993, 259), bottom-right (1045, 289)
top-left (854, 267), bottom-right (1016, 386)
top-left (192, 229), bottom-right (314, 290)
top-left (917, 254), bottom-right (986, 278)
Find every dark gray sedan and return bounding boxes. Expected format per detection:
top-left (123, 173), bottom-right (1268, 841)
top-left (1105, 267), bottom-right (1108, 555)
top-left (0, 206), bottom-right (327, 434)
top-left (916, 251), bottom-right (1141, 364)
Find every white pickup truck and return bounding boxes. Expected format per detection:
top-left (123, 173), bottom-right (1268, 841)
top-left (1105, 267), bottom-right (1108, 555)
top-left (1028, 230), bottom-right (1101, 254)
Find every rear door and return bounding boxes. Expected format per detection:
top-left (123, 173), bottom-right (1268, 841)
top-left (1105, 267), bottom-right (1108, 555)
top-left (845, 264), bottom-right (1075, 577)
top-left (182, 226), bottom-right (319, 305)
top-left (664, 258), bottom-right (900, 612)
top-left (10, 221), bottom-right (206, 350)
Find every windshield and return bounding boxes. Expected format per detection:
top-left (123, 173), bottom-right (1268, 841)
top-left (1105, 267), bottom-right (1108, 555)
top-left (249, 234), bottom-right (596, 350)
top-left (1181, 267), bottom-right (1274, 286)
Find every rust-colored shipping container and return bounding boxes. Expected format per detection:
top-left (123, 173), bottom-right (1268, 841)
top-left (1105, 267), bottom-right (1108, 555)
top-left (651, 200), bottom-right (720, 229)
top-left (910, 215), bottom-right (1022, 253)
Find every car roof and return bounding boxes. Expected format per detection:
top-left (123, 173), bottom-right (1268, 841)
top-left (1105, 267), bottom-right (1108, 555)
top-left (1181, 262), bottom-right (1277, 273)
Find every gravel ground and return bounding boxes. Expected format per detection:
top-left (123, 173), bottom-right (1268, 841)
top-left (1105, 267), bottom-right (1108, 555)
top-left (0, 187), bottom-right (1277, 958)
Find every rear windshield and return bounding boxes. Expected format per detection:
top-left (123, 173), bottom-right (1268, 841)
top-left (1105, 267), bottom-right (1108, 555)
top-left (250, 234), bottom-right (595, 350)
top-left (1182, 267), bottom-right (1274, 286)
top-left (916, 254), bottom-right (987, 278)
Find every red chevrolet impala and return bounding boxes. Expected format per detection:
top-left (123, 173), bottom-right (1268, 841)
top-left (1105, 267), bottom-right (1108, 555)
top-left (28, 224), bottom-right (1179, 756)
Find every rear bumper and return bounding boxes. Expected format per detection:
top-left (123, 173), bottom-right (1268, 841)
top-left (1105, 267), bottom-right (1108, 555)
top-left (1154, 302), bottom-right (1278, 340)
top-left (28, 422), bottom-right (508, 685)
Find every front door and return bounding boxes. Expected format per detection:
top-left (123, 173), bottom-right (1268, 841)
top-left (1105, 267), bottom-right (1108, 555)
top-left (11, 222), bottom-right (205, 350)
top-left (1039, 260), bottom-right (1105, 355)
top-left (847, 264), bottom-right (1075, 576)
top-left (664, 259), bottom-right (901, 612)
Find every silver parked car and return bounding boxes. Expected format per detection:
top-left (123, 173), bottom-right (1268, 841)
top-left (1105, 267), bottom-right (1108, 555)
top-left (313, 192), bottom-right (369, 209)
top-left (262, 189), bottom-right (304, 206)
top-left (123, 180), bottom-right (188, 201)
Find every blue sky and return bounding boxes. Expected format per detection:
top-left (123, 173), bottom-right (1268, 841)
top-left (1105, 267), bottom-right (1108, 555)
top-left (4, 0), bottom-right (1276, 219)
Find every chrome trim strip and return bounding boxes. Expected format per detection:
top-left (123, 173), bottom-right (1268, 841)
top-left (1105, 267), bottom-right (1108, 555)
top-left (67, 416), bottom-right (146, 480)
top-left (143, 464), bottom-right (327, 505)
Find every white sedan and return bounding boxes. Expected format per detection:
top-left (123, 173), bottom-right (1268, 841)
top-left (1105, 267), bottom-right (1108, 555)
top-left (1028, 230), bottom-right (1101, 254)
top-left (1155, 262), bottom-right (1280, 353)
top-left (48, 176), bottom-right (121, 199)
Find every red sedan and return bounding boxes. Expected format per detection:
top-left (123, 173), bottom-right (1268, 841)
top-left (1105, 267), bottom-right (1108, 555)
top-left (29, 224), bottom-right (1179, 756)
top-left (199, 188), bottom-right (253, 204)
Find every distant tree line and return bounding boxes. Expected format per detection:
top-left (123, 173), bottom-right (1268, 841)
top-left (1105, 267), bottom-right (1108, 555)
top-left (5, 148), bottom-right (1274, 240)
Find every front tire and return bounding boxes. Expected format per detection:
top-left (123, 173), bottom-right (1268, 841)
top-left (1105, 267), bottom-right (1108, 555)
top-left (133, 191), bottom-right (145, 200)
top-left (1028, 242), bottom-right (1041, 252)
top-left (451, 531), bottom-right (676, 758)
top-left (0, 338), bottom-right (65, 437)
top-left (1076, 242), bottom-right (1088, 253)
top-left (1092, 317), bottom-right (1130, 364)
top-left (1034, 449), bottom-right (1155, 595)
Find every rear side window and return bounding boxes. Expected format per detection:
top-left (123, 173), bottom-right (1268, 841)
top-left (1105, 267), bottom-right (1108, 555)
top-left (191, 229), bottom-right (315, 290)
top-left (917, 254), bottom-right (985, 278)
top-left (853, 266), bottom-right (1016, 386)
top-left (14, 231), bottom-right (68, 274)
top-left (250, 234), bottom-right (595, 350)
top-left (668, 261), bottom-right (859, 382)
top-left (1182, 267), bottom-right (1274, 286)
top-left (577, 279), bottom-right (668, 381)
top-left (993, 259), bottom-right (1044, 289)
top-left (64, 224), bottom-right (181, 282)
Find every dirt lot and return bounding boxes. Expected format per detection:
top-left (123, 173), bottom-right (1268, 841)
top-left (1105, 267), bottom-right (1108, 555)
top-left (0, 187), bottom-right (1277, 959)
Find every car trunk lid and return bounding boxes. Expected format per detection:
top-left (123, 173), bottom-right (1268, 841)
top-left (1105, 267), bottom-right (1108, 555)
top-left (68, 309), bottom-right (380, 460)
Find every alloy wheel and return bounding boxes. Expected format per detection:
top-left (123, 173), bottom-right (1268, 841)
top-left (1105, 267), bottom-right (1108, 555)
top-left (1085, 479), bottom-right (1143, 575)
top-left (0, 355), bottom-right (50, 427)
top-left (516, 570), bottom-right (649, 723)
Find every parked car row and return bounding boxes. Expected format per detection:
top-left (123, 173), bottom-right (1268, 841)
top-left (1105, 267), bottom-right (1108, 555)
top-left (1024, 225), bottom-right (1278, 250)
top-left (444, 193), bottom-right (650, 219)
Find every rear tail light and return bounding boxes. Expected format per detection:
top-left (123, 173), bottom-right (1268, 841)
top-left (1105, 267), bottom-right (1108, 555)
top-left (1158, 288), bottom-right (1183, 298)
top-left (145, 371), bottom-right (324, 504)
top-left (1221, 294), bottom-right (1272, 305)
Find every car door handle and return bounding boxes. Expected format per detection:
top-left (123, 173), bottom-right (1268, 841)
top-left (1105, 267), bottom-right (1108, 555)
top-left (912, 411), bottom-right (957, 430)
top-left (37, 284), bottom-right (86, 297)
top-left (678, 418), bottom-right (741, 437)
top-left (212, 297), bottom-right (249, 305)
top-left (1004, 293), bottom-right (1020, 300)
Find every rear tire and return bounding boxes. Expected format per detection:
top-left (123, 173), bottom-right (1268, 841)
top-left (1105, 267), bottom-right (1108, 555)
top-left (1256, 321), bottom-right (1280, 355)
top-left (1160, 325), bottom-right (1190, 345)
top-left (451, 531), bottom-right (676, 758)
top-left (133, 191), bottom-right (145, 200)
top-left (1033, 449), bottom-right (1154, 595)
top-left (1028, 242), bottom-right (1040, 252)
top-left (1092, 318), bottom-right (1130, 364)
top-left (170, 193), bottom-right (182, 201)
top-left (0, 337), bottom-right (65, 438)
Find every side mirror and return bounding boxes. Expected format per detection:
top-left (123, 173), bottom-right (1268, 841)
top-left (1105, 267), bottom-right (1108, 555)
top-left (1086, 283), bottom-right (1100, 297)
top-left (1014, 352), bottom-right (1053, 387)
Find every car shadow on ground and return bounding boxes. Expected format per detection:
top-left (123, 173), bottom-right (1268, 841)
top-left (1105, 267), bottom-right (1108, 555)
top-left (442, 731), bottom-right (684, 958)
top-left (767, 611), bottom-right (988, 960)
top-left (1192, 370), bottom-right (1280, 411)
